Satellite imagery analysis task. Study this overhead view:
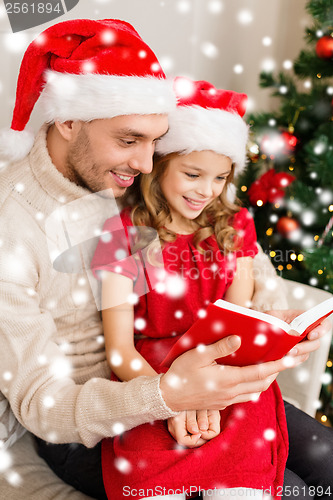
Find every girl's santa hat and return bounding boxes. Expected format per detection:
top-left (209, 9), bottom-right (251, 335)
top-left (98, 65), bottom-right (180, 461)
top-left (0, 18), bottom-right (175, 162)
top-left (155, 77), bottom-right (249, 177)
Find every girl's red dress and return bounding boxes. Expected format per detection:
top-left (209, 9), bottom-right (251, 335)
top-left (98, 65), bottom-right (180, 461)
top-left (91, 207), bottom-right (288, 499)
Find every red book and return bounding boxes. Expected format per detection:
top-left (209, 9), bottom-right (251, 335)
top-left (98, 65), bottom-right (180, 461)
top-left (162, 297), bottom-right (333, 367)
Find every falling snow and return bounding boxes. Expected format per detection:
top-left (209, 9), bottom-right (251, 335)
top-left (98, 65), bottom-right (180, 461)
top-left (110, 351), bottom-right (123, 367)
top-left (49, 358), bottom-right (72, 379)
top-left (112, 422), bottom-right (125, 435)
top-left (0, 449), bottom-right (12, 472)
top-left (130, 358), bottom-right (143, 371)
top-left (283, 60), bottom-right (293, 70)
top-left (207, 0), bottom-right (223, 14)
top-left (201, 41), bottom-right (219, 59)
top-left (263, 428), bottom-right (276, 441)
top-left (2, 372), bottom-right (12, 382)
top-left (237, 9), bottom-right (253, 25)
top-left (43, 396), bottom-right (55, 408)
top-left (262, 37), bottom-right (272, 46)
top-left (253, 334), bottom-right (267, 346)
top-left (196, 343), bottom-right (206, 353)
top-left (134, 318), bottom-right (147, 331)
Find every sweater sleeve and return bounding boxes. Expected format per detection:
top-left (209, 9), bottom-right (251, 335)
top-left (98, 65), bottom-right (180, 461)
top-left (0, 204), bottom-right (177, 448)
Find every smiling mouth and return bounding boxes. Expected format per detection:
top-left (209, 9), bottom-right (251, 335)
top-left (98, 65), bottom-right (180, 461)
top-left (110, 171), bottom-right (137, 187)
top-left (183, 196), bottom-right (209, 208)
top-left (115, 173), bottom-right (132, 181)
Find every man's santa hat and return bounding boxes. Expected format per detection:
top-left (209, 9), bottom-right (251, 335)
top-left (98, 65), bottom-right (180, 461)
top-left (155, 77), bottom-right (249, 177)
top-left (0, 18), bottom-right (176, 162)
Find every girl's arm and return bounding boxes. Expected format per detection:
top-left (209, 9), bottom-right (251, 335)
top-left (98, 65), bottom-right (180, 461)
top-left (101, 271), bottom-right (157, 381)
top-left (224, 256), bottom-right (254, 307)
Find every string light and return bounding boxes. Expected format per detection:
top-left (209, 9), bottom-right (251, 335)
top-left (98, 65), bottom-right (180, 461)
top-left (270, 251), bottom-right (276, 258)
top-left (327, 360), bottom-right (332, 368)
top-left (241, 185), bottom-right (247, 192)
top-left (266, 228), bottom-right (273, 236)
top-left (321, 415), bottom-right (327, 423)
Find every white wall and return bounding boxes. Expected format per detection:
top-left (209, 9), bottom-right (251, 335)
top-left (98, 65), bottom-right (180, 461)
top-left (0, 0), bottom-right (310, 131)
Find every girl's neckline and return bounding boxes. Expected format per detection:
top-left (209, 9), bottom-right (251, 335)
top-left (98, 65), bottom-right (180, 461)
top-left (174, 231), bottom-right (195, 238)
top-left (164, 223), bottom-right (199, 237)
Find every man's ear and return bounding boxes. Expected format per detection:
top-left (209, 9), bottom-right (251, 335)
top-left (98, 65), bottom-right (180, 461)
top-left (54, 120), bottom-right (81, 141)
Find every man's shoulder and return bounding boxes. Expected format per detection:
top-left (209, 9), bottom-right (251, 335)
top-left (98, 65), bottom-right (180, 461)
top-left (0, 156), bottom-right (31, 209)
top-left (0, 157), bottom-right (43, 242)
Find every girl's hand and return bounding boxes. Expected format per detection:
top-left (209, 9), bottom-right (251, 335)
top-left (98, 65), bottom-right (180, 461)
top-left (193, 409), bottom-right (221, 441)
top-left (168, 412), bottom-right (206, 448)
top-left (167, 409), bottom-right (221, 448)
top-left (186, 409), bottom-right (221, 441)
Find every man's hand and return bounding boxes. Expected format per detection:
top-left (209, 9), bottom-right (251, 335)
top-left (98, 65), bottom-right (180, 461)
top-left (266, 309), bottom-right (331, 359)
top-left (159, 334), bottom-right (307, 412)
top-left (167, 409), bottom-right (221, 448)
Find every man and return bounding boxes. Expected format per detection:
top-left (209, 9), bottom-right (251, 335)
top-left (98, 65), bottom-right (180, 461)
top-left (0, 18), bottom-right (331, 500)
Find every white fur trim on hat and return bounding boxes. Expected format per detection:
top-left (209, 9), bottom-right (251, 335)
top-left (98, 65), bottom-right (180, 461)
top-left (155, 106), bottom-right (249, 176)
top-left (0, 128), bottom-right (34, 162)
top-left (39, 71), bottom-right (176, 123)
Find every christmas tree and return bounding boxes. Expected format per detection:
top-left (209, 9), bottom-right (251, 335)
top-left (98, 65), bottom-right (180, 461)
top-left (238, 0), bottom-right (333, 423)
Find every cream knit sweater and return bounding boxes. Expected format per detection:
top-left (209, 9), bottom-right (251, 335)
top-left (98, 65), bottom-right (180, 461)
top-left (0, 126), bottom-right (178, 448)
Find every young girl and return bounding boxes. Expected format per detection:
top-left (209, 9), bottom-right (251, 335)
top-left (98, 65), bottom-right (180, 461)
top-left (91, 78), bottom-right (288, 500)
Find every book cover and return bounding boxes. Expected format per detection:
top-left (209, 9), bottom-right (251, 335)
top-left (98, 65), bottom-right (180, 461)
top-left (162, 297), bottom-right (333, 367)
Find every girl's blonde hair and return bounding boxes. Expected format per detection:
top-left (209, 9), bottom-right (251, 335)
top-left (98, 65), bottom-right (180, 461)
top-left (127, 152), bottom-right (242, 256)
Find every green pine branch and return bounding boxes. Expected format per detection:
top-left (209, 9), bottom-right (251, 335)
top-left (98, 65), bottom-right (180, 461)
top-left (306, 0), bottom-right (333, 29)
top-left (294, 49), bottom-right (333, 79)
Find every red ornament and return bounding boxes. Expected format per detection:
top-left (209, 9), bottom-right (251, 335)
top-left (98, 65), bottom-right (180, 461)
top-left (276, 217), bottom-right (300, 237)
top-left (248, 168), bottom-right (296, 206)
top-left (280, 131), bottom-right (298, 153)
top-left (316, 36), bottom-right (333, 60)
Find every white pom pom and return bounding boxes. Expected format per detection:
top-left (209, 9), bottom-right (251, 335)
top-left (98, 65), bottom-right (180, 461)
top-left (0, 128), bottom-right (34, 162)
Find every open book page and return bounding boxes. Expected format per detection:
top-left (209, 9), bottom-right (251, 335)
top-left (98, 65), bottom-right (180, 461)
top-left (214, 299), bottom-right (293, 334)
top-left (289, 296), bottom-right (333, 334)
top-left (215, 296), bottom-right (333, 335)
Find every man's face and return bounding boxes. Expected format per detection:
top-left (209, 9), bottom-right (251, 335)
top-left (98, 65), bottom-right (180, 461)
top-left (65, 115), bottom-right (169, 196)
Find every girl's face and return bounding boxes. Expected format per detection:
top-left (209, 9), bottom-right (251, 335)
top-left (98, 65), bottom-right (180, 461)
top-left (160, 150), bottom-right (232, 233)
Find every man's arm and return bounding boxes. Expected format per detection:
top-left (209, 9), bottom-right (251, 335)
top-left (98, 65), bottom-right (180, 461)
top-left (0, 200), bottom-right (177, 449)
top-left (0, 278), bottom-right (177, 447)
